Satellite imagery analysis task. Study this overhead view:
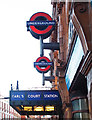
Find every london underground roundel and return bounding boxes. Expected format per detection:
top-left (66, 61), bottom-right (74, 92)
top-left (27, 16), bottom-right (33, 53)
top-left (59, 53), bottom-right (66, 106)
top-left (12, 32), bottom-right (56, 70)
top-left (27, 12), bottom-right (56, 39)
top-left (34, 56), bottom-right (53, 73)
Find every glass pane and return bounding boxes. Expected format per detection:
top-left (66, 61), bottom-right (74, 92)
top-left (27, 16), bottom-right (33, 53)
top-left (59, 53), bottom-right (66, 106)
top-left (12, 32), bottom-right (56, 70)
top-left (80, 99), bottom-right (88, 110)
top-left (72, 100), bottom-right (79, 111)
top-left (73, 113), bottom-right (80, 119)
top-left (73, 112), bottom-right (89, 119)
top-left (72, 98), bottom-right (88, 111)
top-left (82, 113), bottom-right (89, 119)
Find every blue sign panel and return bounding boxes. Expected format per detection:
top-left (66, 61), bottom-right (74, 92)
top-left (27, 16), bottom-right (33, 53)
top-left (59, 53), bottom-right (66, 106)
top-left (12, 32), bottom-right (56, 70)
top-left (10, 90), bottom-right (60, 101)
top-left (11, 91), bottom-right (25, 100)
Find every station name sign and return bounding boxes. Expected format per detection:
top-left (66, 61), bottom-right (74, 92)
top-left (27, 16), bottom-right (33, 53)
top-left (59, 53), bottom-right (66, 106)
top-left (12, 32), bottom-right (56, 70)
top-left (10, 90), bottom-right (62, 115)
top-left (10, 90), bottom-right (60, 101)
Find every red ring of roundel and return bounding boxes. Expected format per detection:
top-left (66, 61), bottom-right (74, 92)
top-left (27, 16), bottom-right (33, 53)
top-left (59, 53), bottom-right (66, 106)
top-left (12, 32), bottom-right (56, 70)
top-left (30, 12), bottom-right (53, 35)
top-left (36, 56), bottom-right (51, 72)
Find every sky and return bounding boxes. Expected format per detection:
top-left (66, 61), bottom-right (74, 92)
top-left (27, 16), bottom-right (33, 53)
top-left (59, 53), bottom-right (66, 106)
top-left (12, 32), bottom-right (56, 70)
top-left (0, 0), bottom-right (52, 97)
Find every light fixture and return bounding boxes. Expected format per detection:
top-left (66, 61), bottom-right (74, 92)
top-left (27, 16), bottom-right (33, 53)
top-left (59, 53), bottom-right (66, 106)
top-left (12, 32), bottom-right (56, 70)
top-left (45, 105), bottom-right (54, 111)
top-left (34, 106), bottom-right (44, 111)
top-left (24, 106), bottom-right (32, 111)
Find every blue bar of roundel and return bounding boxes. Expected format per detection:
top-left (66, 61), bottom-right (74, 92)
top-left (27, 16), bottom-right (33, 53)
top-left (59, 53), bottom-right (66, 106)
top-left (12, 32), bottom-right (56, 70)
top-left (27, 21), bottom-right (56, 26)
top-left (34, 62), bottom-right (53, 67)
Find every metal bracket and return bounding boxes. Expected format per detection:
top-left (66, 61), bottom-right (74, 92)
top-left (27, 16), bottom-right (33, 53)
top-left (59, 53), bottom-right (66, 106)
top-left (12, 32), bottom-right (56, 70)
top-left (42, 74), bottom-right (55, 86)
top-left (40, 35), bottom-right (60, 57)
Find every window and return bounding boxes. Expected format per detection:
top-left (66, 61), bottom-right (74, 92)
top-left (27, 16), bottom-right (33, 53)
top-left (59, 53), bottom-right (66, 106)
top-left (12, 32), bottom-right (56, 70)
top-left (65, 36), bottom-right (84, 90)
top-left (0, 101), bottom-right (1, 110)
top-left (2, 102), bottom-right (3, 111)
top-left (72, 98), bottom-right (88, 111)
top-left (68, 19), bottom-right (74, 44)
top-left (72, 98), bottom-right (89, 119)
top-left (73, 112), bottom-right (89, 119)
top-left (72, 99), bottom-right (79, 111)
top-left (80, 99), bottom-right (88, 110)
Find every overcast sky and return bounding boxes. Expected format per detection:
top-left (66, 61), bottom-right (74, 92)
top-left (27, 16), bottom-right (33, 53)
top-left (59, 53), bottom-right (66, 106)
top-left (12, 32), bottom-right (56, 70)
top-left (0, 0), bottom-right (52, 97)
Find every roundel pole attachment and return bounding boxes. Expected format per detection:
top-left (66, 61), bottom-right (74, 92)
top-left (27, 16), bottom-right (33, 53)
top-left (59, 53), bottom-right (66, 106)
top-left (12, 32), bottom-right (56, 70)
top-left (40, 36), bottom-right (44, 57)
top-left (42, 73), bottom-right (45, 86)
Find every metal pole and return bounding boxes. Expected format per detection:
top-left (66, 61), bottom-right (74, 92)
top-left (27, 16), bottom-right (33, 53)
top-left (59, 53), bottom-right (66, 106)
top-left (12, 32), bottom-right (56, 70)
top-left (11, 84), bottom-right (13, 91)
top-left (40, 36), bottom-right (44, 57)
top-left (16, 80), bottom-right (19, 90)
top-left (42, 73), bottom-right (45, 86)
